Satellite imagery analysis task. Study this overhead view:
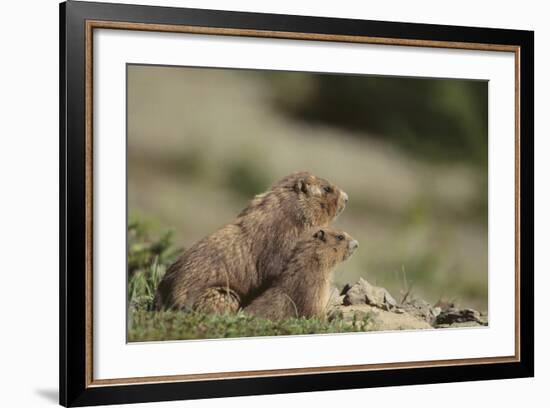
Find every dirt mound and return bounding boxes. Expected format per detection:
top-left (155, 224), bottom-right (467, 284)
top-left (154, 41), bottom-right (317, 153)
top-left (328, 278), bottom-right (487, 331)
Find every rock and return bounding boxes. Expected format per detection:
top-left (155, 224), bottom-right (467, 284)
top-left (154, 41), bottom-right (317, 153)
top-left (330, 304), bottom-right (432, 331)
top-left (340, 283), bottom-right (352, 296)
top-left (435, 322), bottom-right (483, 329)
top-left (401, 298), bottom-right (439, 324)
top-left (327, 287), bottom-right (345, 308)
top-left (343, 278), bottom-right (397, 310)
top-left (434, 307), bottom-right (488, 328)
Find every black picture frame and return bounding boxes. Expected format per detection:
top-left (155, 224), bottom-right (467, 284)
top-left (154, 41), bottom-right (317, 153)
top-left (60, 1), bottom-right (534, 406)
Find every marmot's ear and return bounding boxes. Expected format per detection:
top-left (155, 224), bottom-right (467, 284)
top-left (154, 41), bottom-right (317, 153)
top-left (294, 177), bottom-right (309, 195)
top-left (313, 229), bottom-right (326, 242)
top-left (294, 176), bottom-right (319, 196)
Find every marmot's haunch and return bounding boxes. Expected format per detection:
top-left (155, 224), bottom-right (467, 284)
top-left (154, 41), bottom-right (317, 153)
top-left (153, 172), bottom-right (348, 313)
top-left (244, 228), bottom-right (358, 320)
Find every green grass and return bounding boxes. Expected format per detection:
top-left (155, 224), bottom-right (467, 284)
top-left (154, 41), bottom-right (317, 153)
top-left (128, 310), bottom-right (370, 342)
top-left (127, 219), bottom-right (371, 341)
top-left (127, 217), bottom-right (181, 311)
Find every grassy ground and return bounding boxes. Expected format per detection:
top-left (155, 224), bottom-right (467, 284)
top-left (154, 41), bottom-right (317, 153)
top-left (127, 220), bottom-right (371, 342)
top-left (129, 310), bottom-right (370, 342)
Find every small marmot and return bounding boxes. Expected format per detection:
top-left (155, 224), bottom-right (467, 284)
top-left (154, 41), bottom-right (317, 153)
top-left (153, 172), bottom-right (349, 313)
top-left (244, 228), bottom-right (359, 320)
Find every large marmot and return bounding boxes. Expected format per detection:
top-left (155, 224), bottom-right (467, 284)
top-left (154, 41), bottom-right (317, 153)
top-left (153, 172), bottom-right (348, 313)
top-left (244, 228), bottom-right (358, 320)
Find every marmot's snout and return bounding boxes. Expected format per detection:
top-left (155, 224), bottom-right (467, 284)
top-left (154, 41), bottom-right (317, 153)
top-left (336, 190), bottom-right (349, 215)
top-left (345, 238), bottom-right (359, 260)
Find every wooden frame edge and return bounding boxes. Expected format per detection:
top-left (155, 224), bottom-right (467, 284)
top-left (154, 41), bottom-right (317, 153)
top-left (85, 19), bottom-right (94, 389)
top-left (514, 46), bottom-right (522, 361)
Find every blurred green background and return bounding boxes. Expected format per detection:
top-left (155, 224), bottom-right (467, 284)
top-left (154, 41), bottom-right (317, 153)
top-left (127, 65), bottom-right (488, 311)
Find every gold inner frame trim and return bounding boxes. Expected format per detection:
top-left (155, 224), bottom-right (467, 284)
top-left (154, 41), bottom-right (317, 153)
top-left (84, 19), bottom-right (521, 388)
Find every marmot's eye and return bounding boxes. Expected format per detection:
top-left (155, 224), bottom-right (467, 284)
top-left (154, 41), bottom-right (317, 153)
top-left (313, 229), bottom-right (326, 242)
top-left (337, 235), bottom-right (345, 241)
top-left (323, 186), bottom-right (333, 194)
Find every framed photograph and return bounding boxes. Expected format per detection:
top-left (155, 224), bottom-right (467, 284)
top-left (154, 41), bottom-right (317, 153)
top-left (60, 1), bottom-right (534, 406)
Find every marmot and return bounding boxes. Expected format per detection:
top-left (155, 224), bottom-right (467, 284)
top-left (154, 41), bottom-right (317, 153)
top-left (153, 172), bottom-right (349, 313)
top-left (244, 228), bottom-right (359, 320)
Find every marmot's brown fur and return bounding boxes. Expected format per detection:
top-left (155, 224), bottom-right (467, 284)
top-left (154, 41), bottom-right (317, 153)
top-left (153, 172), bottom-right (348, 313)
top-left (244, 228), bottom-right (358, 320)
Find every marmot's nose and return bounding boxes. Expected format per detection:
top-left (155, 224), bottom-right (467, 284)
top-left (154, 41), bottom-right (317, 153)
top-left (342, 192), bottom-right (349, 204)
top-left (349, 240), bottom-right (359, 251)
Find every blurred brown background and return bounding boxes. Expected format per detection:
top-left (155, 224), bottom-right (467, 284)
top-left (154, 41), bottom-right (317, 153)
top-left (127, 64), bottom-right (488, 311)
